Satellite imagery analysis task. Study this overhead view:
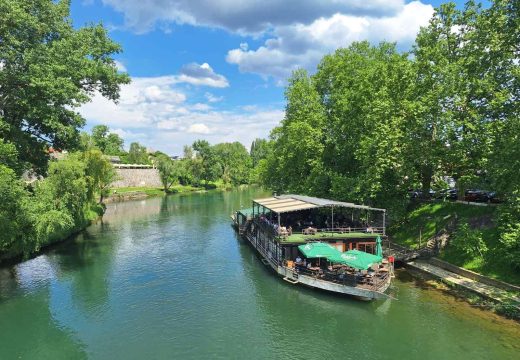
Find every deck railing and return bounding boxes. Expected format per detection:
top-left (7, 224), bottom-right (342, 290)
top-left (290, 264), bottom-right (389, 290)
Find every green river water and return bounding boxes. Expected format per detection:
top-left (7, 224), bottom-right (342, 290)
top-left (1, 187), bottom-right (519, 359)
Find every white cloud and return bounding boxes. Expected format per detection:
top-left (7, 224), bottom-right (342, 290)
top-left (78, 75), bottom-right (283, 154)
top-left (176, 62), bottom-right (229, 88)
top-left (205, 92), bottom-right (223, 103)
top-left (102, 0), bottom-right (405, 34)
top-left (226, 1), bottom-right (434, 79)
top-left (114, 60), bottom-right (127, 72)
top-left (188, 123), bottom-right (211, 134)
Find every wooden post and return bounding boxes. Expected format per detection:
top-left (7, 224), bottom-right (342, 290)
top-left (331, 205), bottom-right (334, 232)
top-left (383, 210), bottom-right (386, 235)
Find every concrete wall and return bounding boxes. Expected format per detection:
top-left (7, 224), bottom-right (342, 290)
top-left (429, 257), bottom-right (520, 292)
top-left (111, 168), bottom-right (162, 188)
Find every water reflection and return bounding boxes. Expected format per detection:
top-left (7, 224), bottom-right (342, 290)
top-left (0, 187), bottom-right (518, 359)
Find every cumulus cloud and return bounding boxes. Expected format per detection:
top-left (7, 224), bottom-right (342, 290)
top-left (227, 1), bottom-right (434, 79)
top-left (188, 123), bottom-right (211, 134)
top-left (176, 62), bottom-right (229, 88)
top-left (102, 0), bottom-right (405, 34)
top-left (78, 75), bottom-right (283, 154)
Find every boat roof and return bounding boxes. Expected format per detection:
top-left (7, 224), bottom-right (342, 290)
top-left (252, 194), bottom-right (385, 214)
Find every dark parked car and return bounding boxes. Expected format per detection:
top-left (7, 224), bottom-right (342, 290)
top-left (409, 189), bottom-right (435, 199)
top-left (436, 188), bottom-right (458, 200)
top-left (464, 189), bottom-right (496, 202)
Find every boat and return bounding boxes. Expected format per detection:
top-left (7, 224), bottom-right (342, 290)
top-left (232, 194), bottom-right (393, 300)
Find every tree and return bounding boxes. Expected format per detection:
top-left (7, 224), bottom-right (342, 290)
top-left (262, 69), bottom-right (326, 195)
top-left (90, 125), bottom-right (124, 155)
top-left (156, 155), bottom-right (180, 192)
top-left (213, 142), bottom-right (251, 185)
top-left (126, 142), bottom-right (149, 164)
top-left (0, 0), bottom-right (129, 172)
top-left (0, 165), bottom-right (30, 254)
top-left (82, 149), bottom-right (117, 204)
top-left (250, 138), bottom-right (269, 168)
top-left (192, 140), bottom-right (220, 185)
top-left (183, 145), bottom-right (194, 160)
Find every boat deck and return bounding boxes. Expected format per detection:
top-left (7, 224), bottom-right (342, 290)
top-left (278, 231), bottom-right (381, 244)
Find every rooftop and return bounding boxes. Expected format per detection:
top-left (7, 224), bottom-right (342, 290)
top-left (253, 194), bottom-right (385, 214)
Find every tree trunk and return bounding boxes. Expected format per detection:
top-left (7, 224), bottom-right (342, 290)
top-left (421, 165), bottom-right (433, 199)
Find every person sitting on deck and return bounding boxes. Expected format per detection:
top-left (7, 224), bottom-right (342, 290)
top-left (287, 226), bottom-right (293, 236)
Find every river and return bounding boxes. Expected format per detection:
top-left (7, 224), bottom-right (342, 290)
top-left (0, 187), bottom-right (519, 359)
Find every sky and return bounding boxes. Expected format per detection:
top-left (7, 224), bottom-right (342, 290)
top-left (72, 0), bottom-right (468, 155)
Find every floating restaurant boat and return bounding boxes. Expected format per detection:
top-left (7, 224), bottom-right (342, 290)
top-left (232, 194), bottom-right (393, 300)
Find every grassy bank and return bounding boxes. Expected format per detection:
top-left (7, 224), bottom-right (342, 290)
top-left (389, 201), bottom-right (520, 286)
top-left (107, 181), bottom-right (233, 202)
top-left (0, 204), bottom-right (103, 264)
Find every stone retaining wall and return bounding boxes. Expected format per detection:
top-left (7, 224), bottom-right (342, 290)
top-left (429, 257), bottom-right (520, 293)
top-left (111, 168), bottom-right (162, 188)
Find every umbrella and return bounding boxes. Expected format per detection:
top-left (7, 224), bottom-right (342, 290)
top-left (376, 236), bottom-right (383, 258)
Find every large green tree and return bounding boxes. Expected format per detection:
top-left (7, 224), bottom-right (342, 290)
top-left (126, 142), bottom-right (149, 164)
top-left (192, 140), bottom-right (220, 185)
top-left (213, 142), bottom-right (251, 186)
top-left (89, 125), bottom-right (125, 155)
top-left (0, 0), bottom-right (129, 172)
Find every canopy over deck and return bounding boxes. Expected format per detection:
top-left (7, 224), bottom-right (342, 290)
top-left (297, 243), bottom-right (383, 270)
top-left (253, 194), bottom-right (385, 214)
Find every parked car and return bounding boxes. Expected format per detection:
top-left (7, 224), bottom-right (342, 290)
top-left (436, 188), bottom-right (458, 200)
top-left (409, 189), bottom-right (435, 199)
top-left (464, 189), bottom-right (493, 202)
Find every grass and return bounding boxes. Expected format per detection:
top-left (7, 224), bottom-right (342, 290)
top-left (390, 201), bottom-right (520, 286)
top-left (389, 202), bottom-right (495, 249)
top-left (280, 231), bottom-right (380, 244)
top-left (110, 186), bottom-right (166, 197)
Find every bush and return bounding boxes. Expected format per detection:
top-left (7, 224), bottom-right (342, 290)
top-left (451, 222), bottom-right (488, 259)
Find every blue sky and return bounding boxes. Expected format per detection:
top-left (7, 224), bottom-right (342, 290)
top-left (72, 0), bottom-right (468, 155)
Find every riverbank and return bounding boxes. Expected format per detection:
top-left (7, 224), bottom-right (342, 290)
top-left (0, 205), bottom-right (103, 265)
top-left (405, 262), bottom-right (520, 322)
top-left (105, 181), bottom-right (238, 203)
top-left (406, 260), bottom-right (520, 320)
top-left (389, 201), bottom-right (520, 286)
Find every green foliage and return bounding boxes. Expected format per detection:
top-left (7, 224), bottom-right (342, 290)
top-left (250, 138), bottom-right (270, 168)
top-left (496, 190), bottom-right (520, 270)
top-left (0, 165), bottom-right (30, 253)
top-left (0, 138), bottom-right (23, 175)
top-left (125, 142), bottom-right (150, 164)
top-left (82, 149), bottom-right (117, 203)
top-left (192, 140), bottom-right (220, 184)
top-left (88, 125), bottom-right (125, 155)
top-left (213, 142), bottom-right (251, 185)
top-left (156, 155), bottom-right (180, 191)
top-left (451, 223), bottom-right (488, 258)
top-left (0, 0), bottom-right (129, 172)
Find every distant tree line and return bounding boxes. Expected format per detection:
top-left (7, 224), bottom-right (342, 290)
top-left (80, 125), bottom-right (151, 165)
top-left (257, 1), bottom-right (520, 268)
top-left (155, 139), bottom-right (269, 192)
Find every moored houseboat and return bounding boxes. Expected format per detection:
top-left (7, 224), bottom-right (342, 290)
top-left (232, 194), bottom-right (393, 300)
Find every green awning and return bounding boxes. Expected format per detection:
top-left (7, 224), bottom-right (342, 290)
top-left (328, 250), bottom-right (383, 270)
top-left (298, 242), bottom-right (342, 258)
